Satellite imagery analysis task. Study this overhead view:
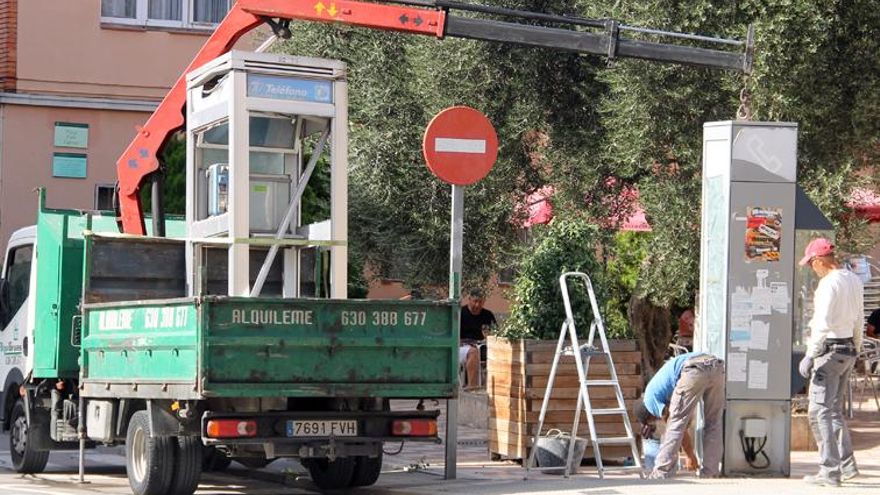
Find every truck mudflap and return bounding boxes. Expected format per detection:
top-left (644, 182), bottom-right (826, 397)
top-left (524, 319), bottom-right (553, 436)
top-left (201, 409), bottom-right (441, 455)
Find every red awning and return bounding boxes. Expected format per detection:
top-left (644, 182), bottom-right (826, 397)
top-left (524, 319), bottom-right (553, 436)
top-left (520, 186), bottom-right (555, 228)
top-left (849, 187), bottom-right (880, 222)
top-left (518, 184), bottom-right (652, 231)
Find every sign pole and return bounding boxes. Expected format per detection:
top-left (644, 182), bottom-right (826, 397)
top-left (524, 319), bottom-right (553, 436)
top-left (445, 184), bottom-right (463, 480)
top-left (423, 105), bottom-right (495, 481)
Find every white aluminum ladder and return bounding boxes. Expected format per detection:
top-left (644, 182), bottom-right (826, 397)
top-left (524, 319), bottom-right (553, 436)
top-left (524, 272), bottom-right (643, 479)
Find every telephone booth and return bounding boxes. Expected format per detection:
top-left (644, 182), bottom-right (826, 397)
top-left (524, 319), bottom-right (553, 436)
top-left (184, 51), bottom-right (348, 298)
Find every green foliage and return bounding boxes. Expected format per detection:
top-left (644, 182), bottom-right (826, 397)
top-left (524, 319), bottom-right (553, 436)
top-left (141, 134), bottom-right (187, 215)
top-left (739, 0), bottom-right (880, 252)
top-left (589, 0), bottom-right (880, 307)
top-left (300, 156), bottom-right (331, 226)
top-left (604, 231), bottom-right (650, 338)
top-left (499, 219), bottom-right (604, 340)
top-left (800, 162), bottom-right (877, 254)
top-left (148, 0), bottom-right (878, 313)
top-left (159, 136), bottom-right (187, 214)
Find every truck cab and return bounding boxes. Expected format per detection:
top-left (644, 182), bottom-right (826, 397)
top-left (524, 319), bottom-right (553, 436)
top-left (0, 227), bottom-right (36, 423)
top-left (0, 226), bottom-right (42, 471)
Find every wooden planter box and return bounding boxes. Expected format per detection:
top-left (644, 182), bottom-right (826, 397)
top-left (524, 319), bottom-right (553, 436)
top-left (486, 336), bottom-right (643, 462)
top-left (790, 413), bottom-right (817, 451)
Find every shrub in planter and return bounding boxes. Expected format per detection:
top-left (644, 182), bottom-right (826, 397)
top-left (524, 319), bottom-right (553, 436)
top-left (498, 218), bottom-right (604, 341)
top-left (488, 219), bottom-right (642, 462)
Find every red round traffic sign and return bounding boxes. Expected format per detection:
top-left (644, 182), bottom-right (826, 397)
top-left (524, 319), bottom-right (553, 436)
top-left (422, 106), bottom-right (498, 186)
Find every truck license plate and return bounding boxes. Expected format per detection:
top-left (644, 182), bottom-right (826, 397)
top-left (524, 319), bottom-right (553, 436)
top-left (286, 420), bottom-right (358, 437)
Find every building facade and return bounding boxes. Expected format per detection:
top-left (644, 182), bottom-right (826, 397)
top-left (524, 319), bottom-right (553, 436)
top-left (0, 0), bottom-right (246, 248)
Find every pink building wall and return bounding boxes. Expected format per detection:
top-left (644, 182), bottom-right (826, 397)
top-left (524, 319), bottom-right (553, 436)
top-left (0, 104), bottom-right (148, 243)
top-left (0, 1), bottom-right (261, 246)
top-left (16, 1), bottom-right (225, 99)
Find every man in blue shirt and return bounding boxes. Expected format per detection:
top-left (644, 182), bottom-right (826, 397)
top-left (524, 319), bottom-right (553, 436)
top-left (634, 352), bottom-right (725, 478)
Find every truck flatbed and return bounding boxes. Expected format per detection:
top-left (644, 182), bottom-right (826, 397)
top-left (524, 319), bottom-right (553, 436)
top-left (81, 296), bottom-right (458, 400)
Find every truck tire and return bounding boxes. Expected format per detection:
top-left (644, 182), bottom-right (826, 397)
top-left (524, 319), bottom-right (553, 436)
top-left (125, 410), bottom-right (173, 495)
top-left (350, 451), bottom-right (383, 487)
top-left (167, 436), bottom-right (202, 495)
top-left (302, 457), bottom-right (355, 490)
top-left (9, 399), bottom-right (49, 473)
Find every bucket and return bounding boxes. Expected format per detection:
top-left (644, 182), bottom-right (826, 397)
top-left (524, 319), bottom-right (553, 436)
top-left (642, 438), bottom-right (661, 471)
top-left (534, 429), bottom-right (588, 475)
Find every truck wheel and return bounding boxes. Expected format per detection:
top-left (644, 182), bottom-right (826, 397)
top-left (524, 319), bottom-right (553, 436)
top-left (302, 457), bottom-right (355, 490)
top-left (125, 410), bottom-right (173, 495)
top-left (350, 451), bottom-right (383, 487)
top-left (203, 446), bottom-right (232, 472)
top-left (167, 436), bottom-right (202, 495)
top-left (9, 399), bottom-right (49, 473)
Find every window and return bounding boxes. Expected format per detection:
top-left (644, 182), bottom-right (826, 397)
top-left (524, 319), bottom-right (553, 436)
top-left (1, 245), bottom-right (33, 327)
top-left (193, 0), bottom-right (228, 23)
top-left (95, 184), bottom-right (116, 211)
top-left (101, 0), bottom-right (230, 29)
top-left (102, 0), bottom-right (136, 18)
top-left (149, 0), bottom-right (182, 21)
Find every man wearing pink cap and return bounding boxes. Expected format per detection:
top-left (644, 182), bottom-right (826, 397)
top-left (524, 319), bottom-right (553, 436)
top-left (797, 238), bottom-right (864, 486)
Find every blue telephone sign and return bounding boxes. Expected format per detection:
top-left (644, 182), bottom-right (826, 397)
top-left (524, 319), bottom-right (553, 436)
top-left (247, 74), bottom-right (333, 103)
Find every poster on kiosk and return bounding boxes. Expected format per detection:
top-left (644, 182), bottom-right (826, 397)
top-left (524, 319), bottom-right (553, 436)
top-left (699, 121), bottom-right (798, 475)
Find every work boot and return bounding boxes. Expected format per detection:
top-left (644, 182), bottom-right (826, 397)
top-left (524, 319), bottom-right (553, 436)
top-left (841, 467), bottom-right (859, 481)
top-left (803, 474), bottom-right (841, 487)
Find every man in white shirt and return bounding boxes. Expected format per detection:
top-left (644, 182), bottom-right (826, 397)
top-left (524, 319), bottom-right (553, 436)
top-left (797, 238), bottom-right (863, 486)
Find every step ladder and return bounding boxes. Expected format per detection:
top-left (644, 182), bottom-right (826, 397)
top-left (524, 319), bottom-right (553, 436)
top-left (524, 272), bottom-right (643, 479)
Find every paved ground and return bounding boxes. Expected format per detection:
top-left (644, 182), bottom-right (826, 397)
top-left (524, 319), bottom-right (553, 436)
top-left (1, 398), bottom-right (879, 494)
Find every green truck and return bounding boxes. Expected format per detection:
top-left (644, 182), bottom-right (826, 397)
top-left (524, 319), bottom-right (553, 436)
top-left (0, 18), bottom-right (470, 495)
top-left (0, 190), bottom-right (457, 494)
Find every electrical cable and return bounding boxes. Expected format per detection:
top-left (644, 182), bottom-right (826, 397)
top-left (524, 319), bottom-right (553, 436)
top-left (739, 430), bottom-right (770, 469)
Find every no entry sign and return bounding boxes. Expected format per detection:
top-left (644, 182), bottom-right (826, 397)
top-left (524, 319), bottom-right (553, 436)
top-left (423, 106), bottom-right (498, 186)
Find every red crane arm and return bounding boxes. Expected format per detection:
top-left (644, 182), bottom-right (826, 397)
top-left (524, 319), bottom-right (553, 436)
top-left (116, 0), bottom-right (447, 235)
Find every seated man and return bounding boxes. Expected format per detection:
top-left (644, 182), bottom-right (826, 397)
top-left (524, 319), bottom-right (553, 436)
top-left (675, 309), bottom-right (695, 351)
top-left (634, 352), bottom-right (725, 479)
top-left (459, 288), bottom-right (495, 389)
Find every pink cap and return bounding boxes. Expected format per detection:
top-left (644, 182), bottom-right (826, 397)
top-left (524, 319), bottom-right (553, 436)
top-left (799, 238), bottom-right (834, 266)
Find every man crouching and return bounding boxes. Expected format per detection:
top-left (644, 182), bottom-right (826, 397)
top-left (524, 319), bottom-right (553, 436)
top-left (634, 352), bottom-right (725, 478)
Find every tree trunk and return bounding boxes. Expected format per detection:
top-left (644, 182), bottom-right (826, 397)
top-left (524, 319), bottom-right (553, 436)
top-left (628, 295), bottom-right (672, 378)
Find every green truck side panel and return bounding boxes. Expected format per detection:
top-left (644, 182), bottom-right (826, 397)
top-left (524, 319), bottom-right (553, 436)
top-left (82, 297), bottom-right (458, 398)
top-left (82, 303), bottom-right (198, 381)
top-left (203, 298), bottom-right (457, 397)
top-left (33, 211), bottom-right (84, 377)
top-left (32, 190), bottom-right (185, 379)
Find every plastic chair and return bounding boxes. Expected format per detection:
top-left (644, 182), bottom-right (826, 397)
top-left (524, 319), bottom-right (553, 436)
top-left (851, 337), bottom-right (880, 413)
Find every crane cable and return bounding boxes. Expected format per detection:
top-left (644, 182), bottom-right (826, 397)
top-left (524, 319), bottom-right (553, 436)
top-left (736, 74), bottom-right (753, 121)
